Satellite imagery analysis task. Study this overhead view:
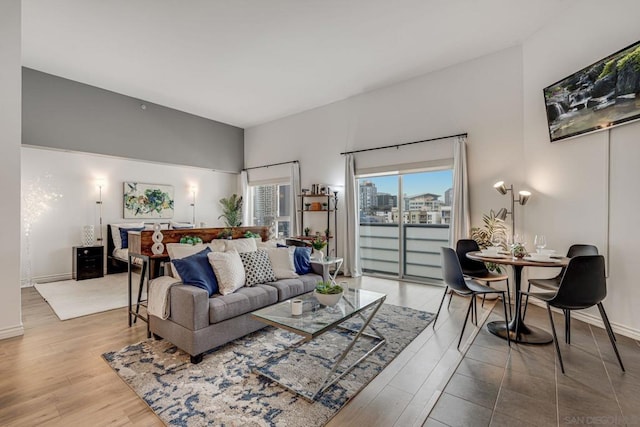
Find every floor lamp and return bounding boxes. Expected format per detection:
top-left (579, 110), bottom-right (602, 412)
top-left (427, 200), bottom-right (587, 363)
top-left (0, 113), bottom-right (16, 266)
top-left (493, 181), bottom-right (531, 243)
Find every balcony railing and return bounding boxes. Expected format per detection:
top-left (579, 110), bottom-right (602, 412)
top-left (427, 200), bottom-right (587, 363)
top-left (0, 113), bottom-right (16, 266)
top-left (359, 223), bottom-right (449, 281)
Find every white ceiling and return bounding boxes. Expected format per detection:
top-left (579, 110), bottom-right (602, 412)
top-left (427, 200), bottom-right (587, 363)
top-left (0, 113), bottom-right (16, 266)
top-left (22, 0), bottom-right (569, 128)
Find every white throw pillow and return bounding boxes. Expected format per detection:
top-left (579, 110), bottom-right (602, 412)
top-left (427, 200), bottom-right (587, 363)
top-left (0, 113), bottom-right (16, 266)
top-left (208, 249), bottom-right (246, 295)
top-left (209, 239), bottom-right (227, 253)
top-left (110, 222), bottom-right (145, 249)
top-left (224, 238), bottom-right (258, 254)
top-left (267, 246), bottom-right (298, 279)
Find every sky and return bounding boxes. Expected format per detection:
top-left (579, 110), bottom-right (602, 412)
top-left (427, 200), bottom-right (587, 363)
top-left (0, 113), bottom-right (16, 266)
top-left (361, 170), bottom-right (453, 198)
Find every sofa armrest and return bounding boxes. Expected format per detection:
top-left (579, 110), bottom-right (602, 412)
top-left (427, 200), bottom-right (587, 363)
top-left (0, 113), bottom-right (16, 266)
top-left (169, 285), bottom-right (210, 331)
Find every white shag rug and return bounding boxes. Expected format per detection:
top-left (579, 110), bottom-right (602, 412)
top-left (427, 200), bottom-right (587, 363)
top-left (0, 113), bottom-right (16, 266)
top-left (34, 273), bottom-right (144, 320)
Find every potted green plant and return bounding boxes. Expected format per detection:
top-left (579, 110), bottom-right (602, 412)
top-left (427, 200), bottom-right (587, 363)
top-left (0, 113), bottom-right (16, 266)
top-left (314, 281), bottom-right (344, 306)
top-left (304, 227), bottom-right (311, 237)
top-left (179, 235), bottom-right (203, 245)
top-left (322, 202), bottom-right (328, 210)
top-left (218, 194), bottom-right (243, 227)
top-left (304, 202), bottom-right (311, 211)
top-left (311, 235), bottom-right (327, 260)
top-left (470, 210), bottom-right (508, 271)
top-left (217, 228), bottom-right (233, 240)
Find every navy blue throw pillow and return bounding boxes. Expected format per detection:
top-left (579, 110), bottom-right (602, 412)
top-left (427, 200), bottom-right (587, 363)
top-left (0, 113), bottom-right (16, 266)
top-left (293, 246), bottom-right (312, 275)
top-left (171, 247), bottom-right (219, 296)
top-left (119, 226), bottom-right (145, 249)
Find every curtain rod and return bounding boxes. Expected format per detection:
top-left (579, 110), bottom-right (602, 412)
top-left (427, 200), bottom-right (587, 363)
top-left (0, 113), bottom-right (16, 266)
top-left (243, 160), bottom-right (299, 171)
top-left (339, 132), bottom-right (467, 156)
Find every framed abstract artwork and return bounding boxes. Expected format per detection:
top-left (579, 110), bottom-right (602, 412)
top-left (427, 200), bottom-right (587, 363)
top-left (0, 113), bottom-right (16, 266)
top-left (123, 182), bottom-right (174, 219)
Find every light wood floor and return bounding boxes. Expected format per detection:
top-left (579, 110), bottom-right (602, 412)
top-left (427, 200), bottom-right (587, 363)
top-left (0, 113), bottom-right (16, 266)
top-left (0, 276), bottom-right (474, 427)
top-left (6, 276), bottom-right (633, 427)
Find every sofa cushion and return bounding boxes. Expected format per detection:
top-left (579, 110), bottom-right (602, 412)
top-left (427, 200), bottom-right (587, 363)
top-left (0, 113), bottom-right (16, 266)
top-left (171, 247), bottom-right (218, 296)
top-left (266, 274), bottom-right (322, 301)
top-left (240, 250), bottom-right (277, 286)
top-left (266, 278), bottom-right (305, 301)
top-left (224, 238), bottom-right (258, 253)
top-left (298, 273), bottom-right (323, 291)
top-left (266, 246), bottom-right (298, 279)
top-left (208, 249), bottom-right (246, 295)
top-left (209, 284), bottom-right (277, 324)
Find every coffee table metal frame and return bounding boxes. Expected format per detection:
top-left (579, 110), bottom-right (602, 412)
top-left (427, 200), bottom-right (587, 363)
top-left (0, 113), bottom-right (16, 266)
top-left (251, 289), bottom-right (386, 401)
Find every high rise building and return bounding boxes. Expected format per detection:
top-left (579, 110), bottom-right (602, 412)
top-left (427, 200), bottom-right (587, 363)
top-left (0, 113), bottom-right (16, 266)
top-left (444, 188), bottom-right (453, 206)
top-left (253, 185), bottom-right (277, 226)
top-left (376, 193), bottom-right (397, 211)
top-left (359, 181), bottom-right (378, 213)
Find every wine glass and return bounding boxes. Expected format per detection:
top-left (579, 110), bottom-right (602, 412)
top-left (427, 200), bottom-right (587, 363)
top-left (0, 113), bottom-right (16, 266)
top-left (534, 234), bottom-right (547, 254)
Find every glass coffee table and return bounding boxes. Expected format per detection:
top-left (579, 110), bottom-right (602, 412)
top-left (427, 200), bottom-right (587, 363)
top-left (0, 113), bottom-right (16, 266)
top-left (251, 288), bottom-right (386, 401)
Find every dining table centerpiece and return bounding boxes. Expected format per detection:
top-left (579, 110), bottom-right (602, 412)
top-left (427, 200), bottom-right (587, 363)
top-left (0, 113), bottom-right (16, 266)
top-left (510, 242), bottom-right (527, 258)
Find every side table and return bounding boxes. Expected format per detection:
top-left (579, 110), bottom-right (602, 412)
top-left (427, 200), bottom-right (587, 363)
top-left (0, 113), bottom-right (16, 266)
top-left (72, 245), bottom-right (104, 280)
top-left (311, 256), bottom-right (343, 284)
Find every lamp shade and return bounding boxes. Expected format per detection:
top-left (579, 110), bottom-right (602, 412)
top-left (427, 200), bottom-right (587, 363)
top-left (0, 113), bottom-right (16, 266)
top-left (518, 191), bottom-right (531, 205)
top-left (493, 181), bottom-right (508, 195)
top-left (495, 208), bottom-right (508, 220)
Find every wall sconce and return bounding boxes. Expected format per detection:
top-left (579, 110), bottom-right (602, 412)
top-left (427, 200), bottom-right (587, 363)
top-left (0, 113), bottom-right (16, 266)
top-left (190, 186), bottom-right (197, 225)
top-left (493, 181), bottom-right (531, 242)
top-left (95, 179), bottom-right (106, 243)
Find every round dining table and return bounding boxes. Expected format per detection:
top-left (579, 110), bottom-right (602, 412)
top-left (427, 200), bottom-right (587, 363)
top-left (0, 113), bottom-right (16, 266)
top-left (467, 251), bottom-right (569, 344)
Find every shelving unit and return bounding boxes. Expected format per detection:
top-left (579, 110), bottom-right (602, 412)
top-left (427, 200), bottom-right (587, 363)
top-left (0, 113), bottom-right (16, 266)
top-left (297, 193), bottom-right (338, 255)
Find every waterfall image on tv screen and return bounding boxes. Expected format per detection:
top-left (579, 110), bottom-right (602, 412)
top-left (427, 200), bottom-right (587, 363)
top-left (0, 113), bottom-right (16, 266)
top-left (543, 40), bottom-right (640, 142)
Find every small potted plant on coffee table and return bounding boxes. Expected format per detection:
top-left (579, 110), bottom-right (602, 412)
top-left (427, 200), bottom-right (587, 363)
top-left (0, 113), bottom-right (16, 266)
top-left (304, 227), bottom-right (311, 237)
top-left (314, 281), bottom-right (344, 306)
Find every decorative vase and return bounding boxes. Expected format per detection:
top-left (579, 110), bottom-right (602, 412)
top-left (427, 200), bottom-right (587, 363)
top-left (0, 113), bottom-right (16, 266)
top-left (312, 249), bottom-right (324, 261)
top-left (151, 223), bottom-right (165, 255)
top-left (313, 290), bottom-right (343, 307)
top-left (81, 225), bottom-right (95, 246)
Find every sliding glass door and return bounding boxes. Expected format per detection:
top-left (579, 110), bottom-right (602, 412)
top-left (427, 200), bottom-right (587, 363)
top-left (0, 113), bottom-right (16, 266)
top-left (358, 169), bottom-right (452, 282)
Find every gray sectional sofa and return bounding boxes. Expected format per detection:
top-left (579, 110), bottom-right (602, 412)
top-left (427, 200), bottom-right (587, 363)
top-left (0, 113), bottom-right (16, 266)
top-left (149, 268), bottom-right (323, 364)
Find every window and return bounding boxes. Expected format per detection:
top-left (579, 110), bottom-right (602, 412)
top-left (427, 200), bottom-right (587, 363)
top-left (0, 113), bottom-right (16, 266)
top-left (250, 182), bottom-right (291, 238)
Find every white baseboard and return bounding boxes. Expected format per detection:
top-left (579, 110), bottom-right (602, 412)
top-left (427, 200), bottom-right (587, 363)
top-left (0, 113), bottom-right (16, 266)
top-left (526, 299), bottom-right (640, 341)
top-left (21, 273), bottom-right (73, 287)
top-left (0, 324), bottom-right (24, 340)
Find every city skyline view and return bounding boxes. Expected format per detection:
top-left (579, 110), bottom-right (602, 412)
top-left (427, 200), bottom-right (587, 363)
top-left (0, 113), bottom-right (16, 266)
top-left (363, 169), bottom-right (453, 198)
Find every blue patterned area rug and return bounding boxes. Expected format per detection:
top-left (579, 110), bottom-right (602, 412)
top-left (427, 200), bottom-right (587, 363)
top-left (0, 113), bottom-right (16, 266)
top-left (103, 304), bottom-right (433, 427)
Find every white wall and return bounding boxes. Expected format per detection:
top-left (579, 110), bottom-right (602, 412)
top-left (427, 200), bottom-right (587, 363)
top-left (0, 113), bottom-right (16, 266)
top-left (21, 147), bottom-right (237, 282)
top-left (522, 0), bottom-right (640, 337)
top-left (246, 46), bottom-right (525, 257)
top-left (0, 0), bottom-right (23, 339)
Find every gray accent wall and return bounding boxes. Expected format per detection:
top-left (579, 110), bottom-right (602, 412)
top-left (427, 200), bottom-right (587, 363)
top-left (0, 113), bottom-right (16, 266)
top-left (22, 68), bottom-right (244, 172)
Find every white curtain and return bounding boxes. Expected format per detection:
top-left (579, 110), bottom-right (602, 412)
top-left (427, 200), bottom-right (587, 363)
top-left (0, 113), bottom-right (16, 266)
top-left (240, 170), bottom-right (251, 226)
top-left (290, 162), bottom-right (301, 238)
top-left (451, 135), bottom-right (470, 245)
top-left (344, 153), bottom-right (362, 277)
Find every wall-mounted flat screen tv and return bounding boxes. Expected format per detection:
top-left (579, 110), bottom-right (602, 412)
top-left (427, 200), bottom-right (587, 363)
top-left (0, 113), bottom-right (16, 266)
top-left (544, 40), bottom-right (640, 142)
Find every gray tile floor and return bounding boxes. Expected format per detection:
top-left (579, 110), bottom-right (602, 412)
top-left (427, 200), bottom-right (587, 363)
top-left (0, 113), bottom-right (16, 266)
top-left (426, 301), bottom-right (640, 427)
